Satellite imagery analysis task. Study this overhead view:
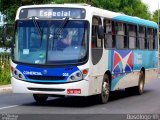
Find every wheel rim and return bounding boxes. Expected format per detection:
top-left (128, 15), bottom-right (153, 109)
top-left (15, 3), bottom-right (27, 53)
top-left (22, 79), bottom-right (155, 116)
top-left (139, 72), bottom-right (144, 93)
top-left (139, 80), bottom-right (144, 91)
top-left (102, 80), bottom-right (109, 98)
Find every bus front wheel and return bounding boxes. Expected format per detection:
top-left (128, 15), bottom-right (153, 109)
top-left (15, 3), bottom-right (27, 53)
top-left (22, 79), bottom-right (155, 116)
top-left (98, 74), bottom-right (110, 104)
top-left (33, 94), bottom-right (48, 104)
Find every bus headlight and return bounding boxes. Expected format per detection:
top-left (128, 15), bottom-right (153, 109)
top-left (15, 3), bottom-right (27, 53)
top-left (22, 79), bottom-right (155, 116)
top-left (68, 71), bottom-right (83, 82)
top-left (11, 67), bottom-right (25, 80)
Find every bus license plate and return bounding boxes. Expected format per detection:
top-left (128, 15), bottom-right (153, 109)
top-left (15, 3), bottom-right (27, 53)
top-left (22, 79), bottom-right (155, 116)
top-left (67, 89), bottom-right (81, 94)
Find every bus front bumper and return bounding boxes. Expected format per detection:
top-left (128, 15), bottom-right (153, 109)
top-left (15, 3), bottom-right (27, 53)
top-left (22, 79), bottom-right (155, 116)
top-left (11, 77), bottom-right (89, 96)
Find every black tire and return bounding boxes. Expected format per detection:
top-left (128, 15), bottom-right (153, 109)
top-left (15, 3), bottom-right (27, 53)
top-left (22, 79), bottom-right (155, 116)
top-left (98, 74), bottom-right (110, 104)
top-left (33, 94), bottom-right (48, 104)
top-left (135, 70), bottom-right (145, 95)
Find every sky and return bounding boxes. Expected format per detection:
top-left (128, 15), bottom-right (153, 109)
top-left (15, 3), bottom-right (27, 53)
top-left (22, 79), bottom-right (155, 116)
top-left (142, 0), bottom-right (159, 13)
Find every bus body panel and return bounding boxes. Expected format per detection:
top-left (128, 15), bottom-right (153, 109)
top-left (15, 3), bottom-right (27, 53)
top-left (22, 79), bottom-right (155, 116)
top-left (89, 49), bottom-right (108, 95)
top-left (11, 4), bottom-right (159, 97)
top-left (109, 50), bottom-right (158, 91)
top-left (11, 77), bottom-right (89, 96)
top-left (91, 49), bottom-right (158, 92)
top-left (11, 60), bottom-right (92, 96)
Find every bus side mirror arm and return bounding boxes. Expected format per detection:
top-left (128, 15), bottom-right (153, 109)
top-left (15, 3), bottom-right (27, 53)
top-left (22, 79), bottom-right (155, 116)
top-left (1, 24), bottom-right (14, 47)
top-left (98, 25), bottom-right (104, 39)
top-left (2, 24), bottom-right (7, 45)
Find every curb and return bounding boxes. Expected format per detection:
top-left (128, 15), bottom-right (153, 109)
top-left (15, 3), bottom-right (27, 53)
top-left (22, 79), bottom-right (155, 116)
top-left (0, 85), bottom-right (12, 93)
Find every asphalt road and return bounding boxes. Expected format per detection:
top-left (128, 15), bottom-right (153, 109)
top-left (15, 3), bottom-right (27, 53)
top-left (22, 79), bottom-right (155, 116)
top-left (0, 78), bottom-right (160, 120)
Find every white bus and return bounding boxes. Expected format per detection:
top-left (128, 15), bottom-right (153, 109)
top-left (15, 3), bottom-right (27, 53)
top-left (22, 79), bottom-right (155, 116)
top-left (8, 4), bottom-right (158, 104)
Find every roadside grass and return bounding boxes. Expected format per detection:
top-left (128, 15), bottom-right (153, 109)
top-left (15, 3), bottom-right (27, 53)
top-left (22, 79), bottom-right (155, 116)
top-left (0, 53), bottom-right (10, 85)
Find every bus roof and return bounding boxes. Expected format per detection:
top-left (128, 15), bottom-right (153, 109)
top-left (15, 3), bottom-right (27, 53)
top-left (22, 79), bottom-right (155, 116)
top-left (113, 15), bottom-right (157, 28)
top-left (16, 4), bottom-right (158, 28)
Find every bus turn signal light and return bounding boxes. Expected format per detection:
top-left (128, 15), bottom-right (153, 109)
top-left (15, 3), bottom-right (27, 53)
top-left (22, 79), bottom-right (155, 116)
top-left (10, 66), bottom-right (14, 73)
top-left (82, 69), bottom-right (88, 75)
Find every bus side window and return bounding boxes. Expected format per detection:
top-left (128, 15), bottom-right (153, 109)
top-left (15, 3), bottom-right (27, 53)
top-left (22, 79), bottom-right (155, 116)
top-left (115, 22), bottom-right (127, 49)
top-left (138, 26), bottom-right (145, 49)
top-left (92, 25), bottom-right (97, 48)
top-left (104, 19), bottom-right (113, 48)
top-left (92, 17), bottom-right (102, 48)
top-left (154, 29), bottom-right (158, 50)
top-left (128, 24), bottom-right (136, 49)
top-left (148, 28), bottom-right (154, 50)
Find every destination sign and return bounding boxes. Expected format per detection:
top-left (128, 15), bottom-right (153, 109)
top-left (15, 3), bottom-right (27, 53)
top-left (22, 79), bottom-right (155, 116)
top-left (19, 8), bottom-right (86, 19)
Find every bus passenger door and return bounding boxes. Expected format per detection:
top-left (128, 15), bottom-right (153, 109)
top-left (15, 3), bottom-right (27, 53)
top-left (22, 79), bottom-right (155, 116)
top-left (90, 16), bottom-right (106, 94)
top-left (91, 16), bottom-right (103, 65)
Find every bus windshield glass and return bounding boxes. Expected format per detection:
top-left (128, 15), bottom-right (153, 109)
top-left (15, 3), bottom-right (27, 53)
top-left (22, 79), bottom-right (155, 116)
top-left (13, 20), bottom-right (89, 65)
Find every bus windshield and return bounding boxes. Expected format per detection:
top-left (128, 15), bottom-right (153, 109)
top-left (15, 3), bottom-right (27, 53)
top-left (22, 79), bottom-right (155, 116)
top-left (13, 20), bottom-right (89, 65)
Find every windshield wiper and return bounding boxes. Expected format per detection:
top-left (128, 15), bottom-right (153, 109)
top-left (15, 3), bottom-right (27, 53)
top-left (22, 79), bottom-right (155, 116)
top-left (53, 17), bottom-right (69, 39)
top-left (32, 16), bottom-right (43, 48)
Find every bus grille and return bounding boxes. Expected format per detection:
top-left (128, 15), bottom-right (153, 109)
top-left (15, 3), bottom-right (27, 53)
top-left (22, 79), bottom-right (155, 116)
top-left (27, 75), bottom-right (65, 80)
top-left (28, 88), bottom-right (65, 92)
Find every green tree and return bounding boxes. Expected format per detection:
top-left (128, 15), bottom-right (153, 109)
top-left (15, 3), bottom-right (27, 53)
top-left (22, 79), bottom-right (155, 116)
top-left (0, 0), bottom-right (152, 47)
top-left (0, 0), bottom-right (52, 24)
top-left (52, 0), bottom-right (90, 4)
top-left (91, 0), bottom-right (151, 20)
top-left (0, 0), bottom-right (152, 24)
top-left (131, 0), bottom-right (151, 20)
top-left (152, 10), bottom-right (160, 23)
top-left (91, 0), bottom-right (120, 12)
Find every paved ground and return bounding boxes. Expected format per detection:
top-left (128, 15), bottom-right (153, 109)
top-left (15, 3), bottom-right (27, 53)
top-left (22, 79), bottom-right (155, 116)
top-left (0, 78), bottom-right (160, 120)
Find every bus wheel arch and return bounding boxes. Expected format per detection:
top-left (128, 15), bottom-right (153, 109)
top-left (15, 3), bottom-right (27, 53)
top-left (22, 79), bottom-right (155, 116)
top-left (97, 70), bottom-right (111, 104)
top-left (134, 67), bottom-right (145, 95)
top-left (105, 70), bottom-right (112, 90)
top-left (141, 67), bottom-right (145, 83)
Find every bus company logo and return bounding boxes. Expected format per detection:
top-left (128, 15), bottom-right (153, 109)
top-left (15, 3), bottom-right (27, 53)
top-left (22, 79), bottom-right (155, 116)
top-left (43, 70), bottom-right (47, 75)
top-left (23, 71), bottom-right (42, 76)
top-left (112, 51), bottom-right (133, 73)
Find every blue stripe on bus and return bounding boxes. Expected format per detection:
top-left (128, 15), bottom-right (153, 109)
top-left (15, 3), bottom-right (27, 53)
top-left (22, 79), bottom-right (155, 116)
top-left (113, 15), bottom-right (158, 28)
top-left (16, 65), bottom-right (79, 83)
top-left (111, 75), bottom-right (125, 91)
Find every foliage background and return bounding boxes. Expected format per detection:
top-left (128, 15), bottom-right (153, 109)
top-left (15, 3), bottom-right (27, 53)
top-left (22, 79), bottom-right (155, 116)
top-left (0, 0), bottom-right (159, 85)
top-left (0, 53), bottom-right (10, 85)
top-left (0, 0), bottom-right (154, 24)
top-left (0, 0), bottom-right (156, 47)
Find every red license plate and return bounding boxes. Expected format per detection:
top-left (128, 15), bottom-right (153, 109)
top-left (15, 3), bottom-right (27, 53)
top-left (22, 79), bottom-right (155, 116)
top-left (67, 89), bottom-right (81, 94)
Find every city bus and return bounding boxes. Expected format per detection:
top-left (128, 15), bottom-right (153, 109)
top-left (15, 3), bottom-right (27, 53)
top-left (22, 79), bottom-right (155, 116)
top-left (6, 4), bottom-right (159, 104)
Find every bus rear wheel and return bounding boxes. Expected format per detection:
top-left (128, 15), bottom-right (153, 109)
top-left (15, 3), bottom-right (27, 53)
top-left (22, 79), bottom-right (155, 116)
top-left (33, 94), bottom-right (48, 104)
top-left (98, 74), bottom-right (110, 104)
top-left (126, 70), bottom-right (145, 95)
top-left (135, 70), bottom-right (145, 95)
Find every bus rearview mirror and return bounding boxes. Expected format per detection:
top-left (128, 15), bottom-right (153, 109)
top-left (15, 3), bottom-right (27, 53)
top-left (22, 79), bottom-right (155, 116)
top-left (2, 25), bottom-right (7, 43)
top-left (2, 24), bottom-right (14, 46)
